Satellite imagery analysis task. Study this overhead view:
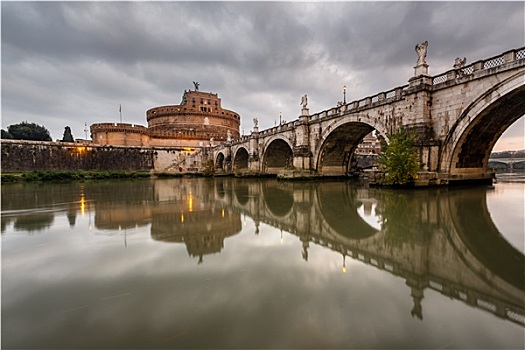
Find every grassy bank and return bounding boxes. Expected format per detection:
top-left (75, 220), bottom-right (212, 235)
top-left (1, 170), bottom-right (152, 183)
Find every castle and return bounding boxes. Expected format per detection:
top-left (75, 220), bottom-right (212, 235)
top-left (90, 86), bottom-right (241, 149)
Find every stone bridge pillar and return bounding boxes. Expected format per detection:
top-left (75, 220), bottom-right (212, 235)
top-left (405, 76), bottom-right (441, 172)
top-left (249, 127), bottom-right (261, 172)
top-left (224, 145), bottom-right (232, 173)
top-left (293, 113), bottom-right (313, 170)
top-left (405, 41), bottom-right (442, 172)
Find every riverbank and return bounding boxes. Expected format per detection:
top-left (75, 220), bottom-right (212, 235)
top-left (1, 170), bottom-right (152, 183)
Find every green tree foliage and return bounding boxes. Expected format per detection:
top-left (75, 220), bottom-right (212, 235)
top-left (378, 128), bottom-right (420, 185)
top-left (376, 190), bottom-right (430, 247)
top-left (62, 126), bottom-right (74, 142)
top-left (1, 129), bottom-right (13, 139)
top-left (7, 122), bottom-right (52, 141)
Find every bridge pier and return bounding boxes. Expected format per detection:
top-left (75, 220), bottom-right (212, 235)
top-left (292, 146), bottom-right (312, 171)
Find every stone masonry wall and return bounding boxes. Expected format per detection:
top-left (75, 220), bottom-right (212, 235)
top-left (1, 140), bottom-right (154, 172)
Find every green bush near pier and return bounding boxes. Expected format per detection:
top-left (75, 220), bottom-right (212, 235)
top-left (378, 128), bottom-right (421, 186)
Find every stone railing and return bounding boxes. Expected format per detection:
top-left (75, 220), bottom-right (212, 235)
top-left (308, 85), bottom-right (408, 123)
top-left (432, 46), bottom-right (525, 86)
top-left (256, 120), bottom-right (297, 138)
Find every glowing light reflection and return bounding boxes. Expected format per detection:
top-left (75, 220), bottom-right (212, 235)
top-left (188, 193), bottom-right (193, 212)
top-left (80, 194), bottom-right (86, 216)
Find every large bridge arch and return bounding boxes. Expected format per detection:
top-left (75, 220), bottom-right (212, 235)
top-left (233, 146), bottom-right (249, 171)
top-left (440, 72), bottom-right (525, 175)
top-left (262, 136), bottom-right (294, 174)
top-left (314, 116), bottom-right (389, 176)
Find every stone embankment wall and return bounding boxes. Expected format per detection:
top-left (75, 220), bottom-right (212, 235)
top-left (1, 140), bottom-right (155, 172)
top-left (1, 140), bottom-right (211, 173)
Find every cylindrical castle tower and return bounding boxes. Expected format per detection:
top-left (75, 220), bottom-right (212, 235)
top-left (146, 90), bottom-right (241, 147)
top-left (90, 123), bottom-right (149, 146)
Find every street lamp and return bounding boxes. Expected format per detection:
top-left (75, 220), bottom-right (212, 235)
top-left (343, 85), bottom-right (347, 104)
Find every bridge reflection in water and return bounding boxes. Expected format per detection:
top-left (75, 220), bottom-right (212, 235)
top-left (1, 178), bottom-right (523, 330)
top-left (206, 178), bottom-right (524, 326)
top-left (56, 178), bottom-right (525, 325)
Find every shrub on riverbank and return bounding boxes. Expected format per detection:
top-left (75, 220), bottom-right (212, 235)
top-left (1, 170), bottom-right (151, 183)
top-left (378, 129), bottom-right (421, 185)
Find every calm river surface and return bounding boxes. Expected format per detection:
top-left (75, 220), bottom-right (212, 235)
top-left (1, 177), bottom-right (524, 349)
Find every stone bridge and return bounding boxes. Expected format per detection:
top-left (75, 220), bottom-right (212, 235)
top-left (208, 45), bottom-right (525, 185)
top-left (488, 158), bottom-right (525, 172)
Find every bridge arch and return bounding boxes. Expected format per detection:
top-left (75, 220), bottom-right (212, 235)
top-left (215, 152), bottom-right (226, 170)
top-left (314, 116), bottom-right (389, 176)
top-left (262, 136), bottom-right (294, 174)
top-left (233, 146), bottom-right (249, 170)
top-left (440, 72), bottom-right (525, 175)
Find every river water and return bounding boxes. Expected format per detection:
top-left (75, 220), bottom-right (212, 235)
top-left (1, 176), bottom-right (524, 349)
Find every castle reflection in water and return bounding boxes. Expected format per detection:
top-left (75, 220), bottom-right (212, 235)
top-left (1, 178), bottom-right (524, 326)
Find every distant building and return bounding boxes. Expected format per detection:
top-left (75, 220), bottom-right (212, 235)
top-left (90, 88), bottom-right (241, 149)
top-left (355, 132), bottom-right (382, 155)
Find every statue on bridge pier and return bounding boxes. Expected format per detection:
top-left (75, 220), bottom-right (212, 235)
top-left (300, 94), bottom-right (309, 116)
top-left (413, 41), bottom-right (429, 77)
top-left (454, 57), bottom-right (467, 69)
top-left (415, 41), bottom-right (428, 66)
top-left (300, 94), bottom-right (308, 109)
top-left (454, 57), bottom-right (467, 77)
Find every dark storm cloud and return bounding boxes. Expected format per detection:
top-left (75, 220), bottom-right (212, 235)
top-left (2, 1), bottom-right (523, 149)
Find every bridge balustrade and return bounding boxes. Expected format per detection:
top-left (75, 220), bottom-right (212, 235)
top-left (517, 48), bottom-right (525, 60)
top-left (432, 47), bottom-right (525, 86)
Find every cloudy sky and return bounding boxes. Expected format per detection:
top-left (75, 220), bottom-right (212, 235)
top-left (2, 1), bottom-right (524, 151)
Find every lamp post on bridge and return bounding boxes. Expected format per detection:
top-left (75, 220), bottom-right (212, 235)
top-left (343, 85), bottom-right (347, 104)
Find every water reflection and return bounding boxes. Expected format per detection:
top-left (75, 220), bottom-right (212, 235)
top-left (149, 180), bottom-right (242, 263)
top-left (1, 178), bottom-right (524, 348)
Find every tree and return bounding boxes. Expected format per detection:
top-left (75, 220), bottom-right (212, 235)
top-left (378, 128), bottom-right (420, 185)
top-left (62, 126), bottom-right (74, 142)
top-left (1, 129), bottom-right (13, 139)
top-left (7, 122), bottom-right (52, 141)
